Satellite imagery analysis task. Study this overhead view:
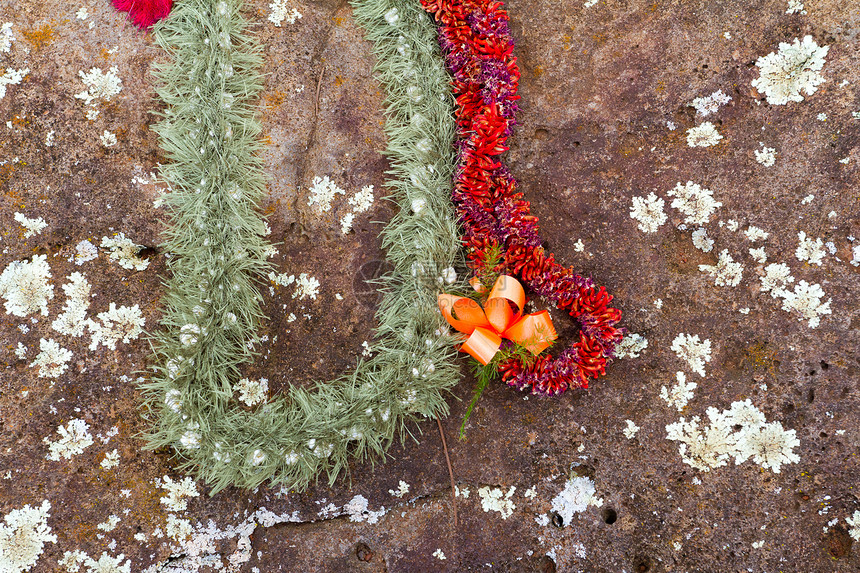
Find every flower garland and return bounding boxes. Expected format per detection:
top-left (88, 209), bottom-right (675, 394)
top-left (421, 0), bottom-right (624, 395)
top-left (140, 0), bottom-right (465, 493)
top-left (112, 0), bottom-right (173, 28)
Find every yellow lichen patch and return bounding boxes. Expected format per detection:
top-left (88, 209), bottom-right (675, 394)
top-left (743, 341), bottom-right (779, 382)
top-left (22, 23), bottom-right (55, 51)
top-left (263, 90), bottom-right (288, 109)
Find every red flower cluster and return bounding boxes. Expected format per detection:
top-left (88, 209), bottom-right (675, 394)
top-left (112, 0), bottom-right (173, 28)
top-left (421, 0), bottom-right (624, 395)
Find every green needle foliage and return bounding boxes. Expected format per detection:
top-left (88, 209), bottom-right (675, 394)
top-left (140, 0), bottom-right (464, 493)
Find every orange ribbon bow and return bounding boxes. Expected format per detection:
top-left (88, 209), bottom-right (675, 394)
top-left (438, 275), bottom-right (558, 365)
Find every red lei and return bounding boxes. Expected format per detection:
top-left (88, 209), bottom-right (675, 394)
top-left (112, 0), bottom-right (173, 28)
top-left (421, 0), bottom-right (624, 395)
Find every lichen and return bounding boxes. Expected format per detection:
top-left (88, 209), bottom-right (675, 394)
top-left (629, 192), bottom-right (667, 233)
top-left (751, 36), bottom-right (828, 105)
top-left (0, 500), bottom-right (57, 573)
top-left (0, 255), bottom-right (54, 318)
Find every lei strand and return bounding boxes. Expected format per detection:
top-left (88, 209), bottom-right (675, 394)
top-left (421, 0), bottom-right (624, 395)
top-left (140, 0), bottom-right (465, 493)
top-left (112, 0), bottom-right (173, 28)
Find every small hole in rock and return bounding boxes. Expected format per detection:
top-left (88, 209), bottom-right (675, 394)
top-left (820, 361), bottom-right (829, 370)
top-left (807, 388), bottom-right (815, 403)
top-left (551, 513), bottom-right (564, 528)
top-left (633, 555), bottom-right (651, 572)
top-left (602, 507), bottom-right (617, 524)
top-left (355, 542), bottom-right (372, 562)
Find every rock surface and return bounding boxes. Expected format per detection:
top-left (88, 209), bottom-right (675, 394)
top-left (0, 0), bottom-right (858, 571)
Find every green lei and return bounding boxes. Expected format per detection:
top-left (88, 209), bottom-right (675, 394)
top-left (142, 0), bottom-right (462, 493)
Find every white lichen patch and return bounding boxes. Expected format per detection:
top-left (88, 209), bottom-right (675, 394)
top-left (348, 185), bottom-right (375, 213)
top-left (432, 549), bottom-right (446, 560)
top-left (100, 130), bottom-right (117, 147)
top-left (73, 240), bottom-right (98, 265)
top-left (623, 419), bottom-right (640, 439)
top-left (100, 233), bottom-right (149, 271)
top-left (81, 552), bottom-right (130, 573)
top-left (0, 67), bottom-right (29, 101)
top-left (550, 477), bottom-right (603, 527)
top-left (795, 231), bottom-right (826, 265)
top-left (59, 549), bottom-right (89, 572)
top-left (100, 449), bottom-right (120, 470)
top-left (388, 480), bottom-right (410, 498)
top-left (14, 212), bottom-right (47, 238)
top-left (86, 303), bottom-right (145, 350)
top-left (779, 280), bottom-right (832, 328)
top-left (268, 0), bottom-right (302, 26)
top-left (751, 36), bottom-right (828, 105)
top-left (740, 420), bottom-right (801, 472)
top-left (0, 254), bottom-right (54, 317)
top-left (760, 262), bottom-right (794, 296)
top-left (686, 122), bottom-right (723, 147)
top-left (234, 377), bottom-right (268, 407)
top-left (744, 225), bottom-right (769, 242)
top-left (166, 514), bottom-right (192, 542)
top-left (51, 272), bottom-right (91, 337)
top-left (786, 0), bottom-right (806, 14)
top-left (339, 212), bottom-right (354, 235)
top-left (307, 175), bottom-right (344, 213)
top-left (846, 511), bottom-right (860, 541)
top-left (666, 399), bottom-right (799, 473)
top-left (0, 500), bottom-right (57, 573)
top-left (690, 89), bottom-right (731, 116)
top-left (660, 371), bottom-right (697, 411)
top-left (96, 515), bottom-right (120, 532)
top-left (691, 228), bottom-right (713, 252)
top-left (74, 67), bottom-right (123, 107)
top-left (159, 476), bottom-right (199, 512)
top-left (292, 273), bottom-right (319, 300)
top-left (30, 338), bottom-right (72, 378)
top-left (699, 249), bottom-right (743, 287)
top-left (478, 486), bottom-right (516, 519)
top-left (629, 192), bottom-right (667, 233)
top-left (668, 181), bottom-right (722, 225)
top-left (0, 22), bottom-right (13, 54)
top-left (671, 333), bottom-right (711, 377)
top-left (754, 143), bottom-right (776, 166)
top-left (614, 332), bottom-right (648, 359)
top-left (343, 495), bottom-right (385, 524)
top-left (749, 247), bottom-right (768, 264)
top-left (44, 419), bottom-right (94, 461)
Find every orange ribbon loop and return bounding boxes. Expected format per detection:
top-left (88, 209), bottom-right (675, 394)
top-left (438, 275), bottom-right (558, 365)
